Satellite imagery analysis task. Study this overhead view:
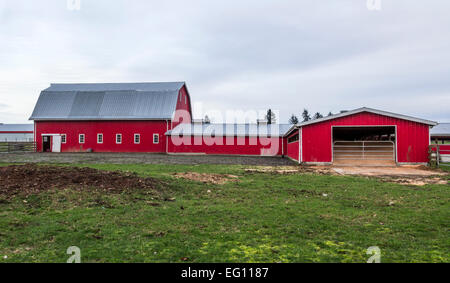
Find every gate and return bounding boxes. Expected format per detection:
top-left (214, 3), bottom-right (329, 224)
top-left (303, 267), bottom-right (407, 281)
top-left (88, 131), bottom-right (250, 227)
top-left (333, 141), bottom-right (395, 165)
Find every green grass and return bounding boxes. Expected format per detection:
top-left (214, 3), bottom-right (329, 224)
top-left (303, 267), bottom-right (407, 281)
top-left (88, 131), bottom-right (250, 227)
top-left (0, 163), bottom-right (449, 263)
top-left (440, 164), bottom-right (450, 172)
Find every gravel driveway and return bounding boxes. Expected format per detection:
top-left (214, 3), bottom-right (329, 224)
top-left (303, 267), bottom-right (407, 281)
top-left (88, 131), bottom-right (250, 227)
top-left (0, 153), bottom-right (295, 166)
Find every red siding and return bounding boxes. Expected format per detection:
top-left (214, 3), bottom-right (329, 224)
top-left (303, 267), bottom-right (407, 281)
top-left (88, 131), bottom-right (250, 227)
top-left (167, 136), bottom-right (283, 156)
top-left (35, 120), bottom-right (169, 153)
top-left (302, 112), bottom-right (430, 163)
top-left (286, 130), bottom-right (299, 162)
top-left (173, 85), bottom-right (192, 128)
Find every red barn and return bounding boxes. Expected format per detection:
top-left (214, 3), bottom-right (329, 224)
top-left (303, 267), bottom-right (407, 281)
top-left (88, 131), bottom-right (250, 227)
top-left (285, 108), bottom-right (437, 166)
top-left (29, 82), bottom-right (192, 153)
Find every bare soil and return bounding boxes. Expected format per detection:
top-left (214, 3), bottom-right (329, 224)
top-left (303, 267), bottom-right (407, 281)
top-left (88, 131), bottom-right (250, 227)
top-left (243, 165), bottom-right (448, 186)
top-left (328, 166), bottom-right (448, 185)
top-left (172, 172), bottom-right (240, 185)
top-left (0, 164), bottom-right (163, 198)
top-left (0, 153), bottom-right (293, 166)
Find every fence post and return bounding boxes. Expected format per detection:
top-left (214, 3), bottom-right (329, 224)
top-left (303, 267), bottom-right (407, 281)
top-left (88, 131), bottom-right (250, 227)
top-left (436, 145), bottom-right (440, 167)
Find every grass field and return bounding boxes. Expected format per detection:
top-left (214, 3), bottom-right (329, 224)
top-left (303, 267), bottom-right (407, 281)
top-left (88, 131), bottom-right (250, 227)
top-left (0, 163), bottom-right (449, 263)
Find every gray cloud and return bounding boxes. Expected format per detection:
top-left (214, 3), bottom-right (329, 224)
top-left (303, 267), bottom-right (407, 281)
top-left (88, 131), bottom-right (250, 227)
top-left (0, 0), bottom-right (449, 123)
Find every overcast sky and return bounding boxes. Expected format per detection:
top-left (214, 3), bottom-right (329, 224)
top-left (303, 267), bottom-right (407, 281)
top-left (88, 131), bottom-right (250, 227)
top-left (0, 0), bottom-right (449, 124)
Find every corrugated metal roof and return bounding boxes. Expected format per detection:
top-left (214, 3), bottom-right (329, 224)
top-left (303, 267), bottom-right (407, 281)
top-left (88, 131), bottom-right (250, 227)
top-left (0, 124), bottom-right (34, 132)
top-left (295, 107), bottom-right (438, 127)
top-left (166, 123), bottom-right (292, 137)
top-left (30, 82), bottom-right (185, 120)
top-left (431, 123), bottom-right (450, 136)
top-left (44, 82), bottom-right (185, 92)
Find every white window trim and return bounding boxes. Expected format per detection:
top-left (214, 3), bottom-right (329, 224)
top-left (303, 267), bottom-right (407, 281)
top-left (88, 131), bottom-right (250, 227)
top-left (116, 134), bottom-right (122, 144)
top-left (134, 134), bottom-right (140, 144)
top-left (97, 133), bottom-right (103, 144)
top-left (153, 134), bottom-right (159, 144)
top-left (79, 134), bottom-right (85, 144)
top-left (61, 134), bottom-right (67, 144)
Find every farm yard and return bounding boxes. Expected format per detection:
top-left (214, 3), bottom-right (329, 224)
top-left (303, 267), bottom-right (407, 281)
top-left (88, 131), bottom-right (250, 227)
top-left (0, 155), bottom-right (448, 263)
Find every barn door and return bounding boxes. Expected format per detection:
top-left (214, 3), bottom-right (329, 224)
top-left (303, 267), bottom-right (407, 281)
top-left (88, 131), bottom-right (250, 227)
top-left (52, 135), bottom-right (62, 153)
top-left (333, 141), bottom-right (395, 165)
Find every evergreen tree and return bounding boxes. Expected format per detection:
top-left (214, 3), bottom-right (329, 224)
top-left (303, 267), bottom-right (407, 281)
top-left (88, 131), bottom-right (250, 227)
top-left (327, 112), bottom-right (333, 117)
top-left (204, 115), bottom-right (211, 124)
top-left (313, 112), bottom-right (324, 119)
top-left (266, 109), bottom-right (276, 124)
top-left (289, 114), bottom-right (299, 124)
top-left (302, 109), bottom-right (311, 122)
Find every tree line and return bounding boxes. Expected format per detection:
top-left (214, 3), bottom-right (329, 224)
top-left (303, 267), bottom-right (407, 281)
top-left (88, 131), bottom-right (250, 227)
top-left (288, 109), bottom-right (333, 124)
top-left (202, 109), bottom-right (334, 125)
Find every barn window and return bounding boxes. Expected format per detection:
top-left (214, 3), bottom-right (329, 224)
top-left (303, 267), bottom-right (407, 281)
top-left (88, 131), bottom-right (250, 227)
top-left (288, 134), bottom-right (299, 143)
top-left (185, 96), bottom-right (187, 104)
top-left (97, 134), bottom-right (103, 144)
top-left (61, 134), bottom-right (66, 144)
top-left (79, 134), bottom-right (85, 144)
top-left (153, 134), bottom-right (159, 144)
top-left (134, 134), bottom-right (140, 144)
top-left (116, 134), bottom-right (122, 144)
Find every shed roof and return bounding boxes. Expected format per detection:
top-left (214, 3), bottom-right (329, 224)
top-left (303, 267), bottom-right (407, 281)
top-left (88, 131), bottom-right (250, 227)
top-left (0, 124), bottom-right (34, 132)
top-left (166, 123), bottom-right (292, 137)
top-left (430, 123), bottom-right (450, 137)
top-left (30, 82), bottom-right (186, 121)
top-left (298, 107), bottom-right (437, 127)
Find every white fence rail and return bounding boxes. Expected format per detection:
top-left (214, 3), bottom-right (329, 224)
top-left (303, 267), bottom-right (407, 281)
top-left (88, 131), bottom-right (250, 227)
top-left (333, 141), bottom-right (395, 161)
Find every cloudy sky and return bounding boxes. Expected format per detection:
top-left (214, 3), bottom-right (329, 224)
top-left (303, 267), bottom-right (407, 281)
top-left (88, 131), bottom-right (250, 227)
top-left (0, 0), bottom-right (449, 123)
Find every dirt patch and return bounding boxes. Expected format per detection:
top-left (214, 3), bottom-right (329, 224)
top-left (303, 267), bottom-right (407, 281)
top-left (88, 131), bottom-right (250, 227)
top-left (244, 166), bottom-right (330, 175)
top-left (172, 172), bottom-right (240, 185)
top-left (329, 166), bottom-right (448, 186)
top-left (0, 164), bottom-right (163, 199)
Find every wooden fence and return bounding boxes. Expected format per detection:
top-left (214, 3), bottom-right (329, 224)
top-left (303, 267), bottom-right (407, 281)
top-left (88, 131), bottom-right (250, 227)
top-left (429, 145), bottom-right (450, 166)
top-left (0, 142), bottom-right (36, 153)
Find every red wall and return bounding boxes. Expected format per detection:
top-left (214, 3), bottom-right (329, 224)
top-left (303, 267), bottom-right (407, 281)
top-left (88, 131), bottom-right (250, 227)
top-left (286, 130), bottom-right (299, 162)
top-left (167, 136), bottom-right (284, 156)
top-left (35, 120), bottom-right (169, 153)
top-left (173, 86), bottom-right (192, 128)
top-left (301, 112), bottom-right (430, 163)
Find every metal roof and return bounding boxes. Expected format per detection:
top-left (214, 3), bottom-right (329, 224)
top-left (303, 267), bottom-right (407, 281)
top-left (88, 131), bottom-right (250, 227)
top-left (30, 82), bottom-right (186, 121)
top-left (44, 82), bottom-right (185, 92)
top-left (166, 123), bottom-right (292, 137)
top-left (0, 124), bottom-right (34, 132)
top-left (431, 123), bottom-right (450, 137)
top-left (294, 107), bottom-right (438, 127)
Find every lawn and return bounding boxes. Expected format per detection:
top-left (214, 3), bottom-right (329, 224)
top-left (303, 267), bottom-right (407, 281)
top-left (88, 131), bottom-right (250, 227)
top-left (0, 163), bottom-right (448, 263)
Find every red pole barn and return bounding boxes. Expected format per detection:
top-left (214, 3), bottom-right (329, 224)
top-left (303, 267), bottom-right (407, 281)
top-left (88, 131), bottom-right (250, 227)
top-left (284, 108), bottom-right (437, 166)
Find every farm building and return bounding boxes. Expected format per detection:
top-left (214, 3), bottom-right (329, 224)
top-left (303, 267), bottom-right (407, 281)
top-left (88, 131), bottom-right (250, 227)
top-left (29, 82), bottom-right (192, 153)
top-left (431, 123), bottom-right (450, 144)
top-left (284, 108), bottom-right (438, 166)
top-left (166, 123), bottom-right (292, 156)
top-left (29, 82), bottom-right (439, 165)
top-left (0, 124), bottom-right (34, 142)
